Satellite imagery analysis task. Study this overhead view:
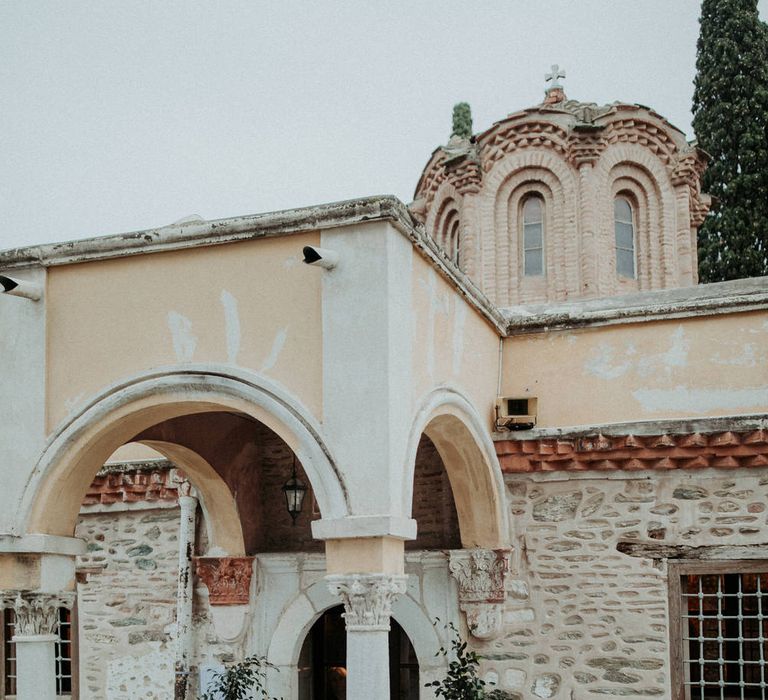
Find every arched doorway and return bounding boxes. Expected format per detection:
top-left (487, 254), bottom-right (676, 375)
top-left (297, 606), bottom-right (419, 700)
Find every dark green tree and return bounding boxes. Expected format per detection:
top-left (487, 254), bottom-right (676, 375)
top-left (451, 102), bottom-right (473, 140)
top-left (692, 0), bottom-right (768, 282)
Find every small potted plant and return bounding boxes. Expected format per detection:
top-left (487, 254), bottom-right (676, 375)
top-left (201, 654), bottom-right (281, 700)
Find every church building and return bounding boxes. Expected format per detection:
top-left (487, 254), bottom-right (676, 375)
top-left (0, 71), bottom-right (766, 700)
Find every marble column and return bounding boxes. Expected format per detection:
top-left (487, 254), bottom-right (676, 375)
top-left (10, 591), bottom-right (75, 700)
top-left (326, 573), bottom-right (408, 700)
top-left (174, 483), bottom-right (197, 700)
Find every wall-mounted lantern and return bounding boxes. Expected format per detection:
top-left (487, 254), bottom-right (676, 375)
top-left (282, 457), bottom-right (307, 525)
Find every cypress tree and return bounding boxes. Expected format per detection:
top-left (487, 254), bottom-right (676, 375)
top-left (692, 0), bottom-right (768, 282)
top-left (451, 103), bottom-right (473, 140)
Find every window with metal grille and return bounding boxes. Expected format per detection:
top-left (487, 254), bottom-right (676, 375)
top-left (670, 561), bottom-right (768, 700)
top-left (1, 606), bottom-right (74, 698)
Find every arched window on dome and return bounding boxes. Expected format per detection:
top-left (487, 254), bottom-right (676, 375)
top-left (522, 195), bottom-right (544, 276)
top-left (614, 196), bottom-right (636, 278)
top-left (436, 204), bottom-right (461, 268)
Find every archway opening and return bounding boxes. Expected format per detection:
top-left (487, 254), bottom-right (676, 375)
top-left (297, 606), bottom-right (419, 700)
top-left (407, 434), bottom-right (461, 550)
top-left (411, 408), bottom-right (508, 550)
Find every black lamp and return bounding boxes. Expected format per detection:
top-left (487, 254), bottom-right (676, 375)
top-left (282, 456), bottom-right (308, 524)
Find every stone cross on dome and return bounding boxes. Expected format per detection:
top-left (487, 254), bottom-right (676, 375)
top-left (544, 63), bottom-right (567, 104)
top-left (545, 64), bottom-right (566, 89)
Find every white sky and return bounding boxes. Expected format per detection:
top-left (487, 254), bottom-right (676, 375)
top-left (1, 0), bottom-right (767, 250)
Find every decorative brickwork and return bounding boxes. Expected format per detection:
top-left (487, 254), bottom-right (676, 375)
top-left (414, 96), bottom-right (711, 306)
top-left (81, 462), bottom-right (182, 506)
top-left (495, 429), bottom-right (768, 473)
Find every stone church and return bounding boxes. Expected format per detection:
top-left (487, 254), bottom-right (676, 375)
top-left (0, 71), bottom-right (766, 700)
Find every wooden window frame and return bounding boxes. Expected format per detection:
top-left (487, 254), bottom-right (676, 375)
top-left (669, 559), bottom-right (768, 700)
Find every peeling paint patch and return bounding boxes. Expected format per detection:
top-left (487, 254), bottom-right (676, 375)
top-left (261, 327), bottom-right (288, 372)
top-left (64, 392), bottom-right (85, 414)
top-left (633, 385), bottom-right (768, 413)
top-left (710, 343), bottom-right (758, 367)
top-left (220, 290), bottom-right (241, 365)
top-left (584, 326), bottom-right (690, 380)
top-left (636, 326), bottom-right (689, 377)
top-left (584, 343), bottom-right (632, 380)
top-left (167, 311), bottom-right (197, 362)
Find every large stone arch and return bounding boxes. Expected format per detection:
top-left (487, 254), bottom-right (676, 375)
top-left (404, 387), bottom-right (509, 550)
top-left (19, 366), bottom-right (349, 554)
top-left (266, 577), bottom-right (448, 698)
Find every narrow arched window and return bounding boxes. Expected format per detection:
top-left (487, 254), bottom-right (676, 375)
top-left (447, 216), bottom-right (460, 267)
top-left (614, 196), bottom-right (636, 278)
top-left (522, 195), bottom-right (544, 276)
top-left (438, 208), bottom-right (461, 268)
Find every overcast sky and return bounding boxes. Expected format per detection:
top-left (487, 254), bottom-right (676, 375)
top-left (1, 1), bottom-right (767, 251)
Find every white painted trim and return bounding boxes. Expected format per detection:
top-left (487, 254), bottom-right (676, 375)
top-left (311, 515), bottom-right (417, 541)
top-left (266, 575), bottom-right (447, 696)
top-left (17, 365), bottom-right (349, 537)
top-left (404, 386), bottom-right (511, 547)
top-left (0, 534), bottom-right (86, 556)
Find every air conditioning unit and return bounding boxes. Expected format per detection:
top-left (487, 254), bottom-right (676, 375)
top-left (494, 396), bottom-right (537, 431)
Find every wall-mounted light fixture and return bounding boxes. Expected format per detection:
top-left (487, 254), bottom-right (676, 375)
top-left (282, 456), bottom-right (307, 525)
top-left (0, 275), bottom-right (42, 302)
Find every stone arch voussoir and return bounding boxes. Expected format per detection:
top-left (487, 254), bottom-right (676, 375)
top-left (405, 387), bottom-right (509, 550)
top-left (20, 366), bottom-right (348, 554)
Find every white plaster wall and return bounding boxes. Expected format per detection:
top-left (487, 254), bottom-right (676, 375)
top-left (320, 221), bottom-right (415, 518)
top-left (0, 267), bottom-right (46, 535)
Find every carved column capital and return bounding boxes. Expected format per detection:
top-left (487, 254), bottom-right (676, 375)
top-left (326, 573), bottom-right (408, 632)
top-left (194, 556), bottom-right (255, 605)
top-left (8, 592), bottom-right (75, 637)
top-left (449, 549), bottom-right (511, 640)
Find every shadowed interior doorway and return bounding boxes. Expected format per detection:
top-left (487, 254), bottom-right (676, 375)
top-left (298, 605), bottom-right (420, 699)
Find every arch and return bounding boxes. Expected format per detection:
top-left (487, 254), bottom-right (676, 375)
top-left (595, 143), bottom-right (678, 289)
top-left (428, 185), bottom-right (463, 270)
top-left (480, 150), bottom-right (579, 305)
top-left (521, 193), bottom-right (545, 276)
top-left (613, 195), bottom-right (637, 279)
top-left (266, 577), bottom-right (447, 696)
top-left (404, 387), bottom-right (509, 550)
top-left (139, 439), bottom-right (245, 555)
top-left (20, 366), bottom-right (348, 552)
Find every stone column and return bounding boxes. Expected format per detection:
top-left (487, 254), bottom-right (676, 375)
top-left (10, 591), bottom-right (75, 700)
top-left (174, 482), bottom-right (197, 700)
top-left (327, 573), bottom-right (408, 700)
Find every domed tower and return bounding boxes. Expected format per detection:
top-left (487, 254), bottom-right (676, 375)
top-left (411, 67), bottom-right (712, 307)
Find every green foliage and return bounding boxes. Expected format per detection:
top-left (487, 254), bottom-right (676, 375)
top-left (692, 0), bottom-right (768, 281)
top-left (426, 620), bottom-right (489, 699)
top-left (200, 655), bottom-right (280, 700)
top-left (451, 102), bottom-right (473, 140)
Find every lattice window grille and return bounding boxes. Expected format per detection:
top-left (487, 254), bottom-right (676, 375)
top-left (2, 607), bottom-right (72, 697)
top-left (682, 572), bottom-right (768, 700)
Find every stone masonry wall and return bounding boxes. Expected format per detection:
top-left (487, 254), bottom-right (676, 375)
top-left (472, 468), bottom-right (768, 699)
top-left (75, 504), bottom-right (180, 699)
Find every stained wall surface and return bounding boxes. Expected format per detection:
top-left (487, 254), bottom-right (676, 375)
top-left (410, 254), bottom-right (499, 423)
top-left (501, 310), bottom-right (768, 428)
top-left (45, 232), bottom-right (323, 431)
